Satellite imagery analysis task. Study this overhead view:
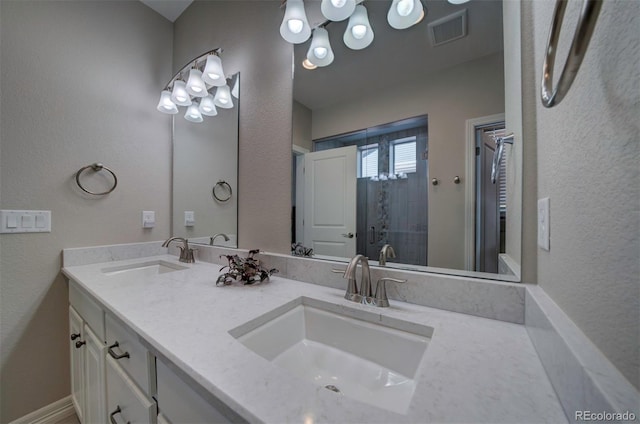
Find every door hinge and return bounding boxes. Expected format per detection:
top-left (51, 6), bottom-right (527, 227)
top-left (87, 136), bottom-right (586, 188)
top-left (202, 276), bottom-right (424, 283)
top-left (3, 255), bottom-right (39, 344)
top-left (476, 146), bottom-right (480, 156)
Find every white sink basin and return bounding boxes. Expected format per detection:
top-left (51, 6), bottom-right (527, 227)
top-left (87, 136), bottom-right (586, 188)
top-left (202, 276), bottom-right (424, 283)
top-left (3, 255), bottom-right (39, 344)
top-left (101, 260), bottom-right (188, 277)
top-left (230, 297), bottom-right (433, 414)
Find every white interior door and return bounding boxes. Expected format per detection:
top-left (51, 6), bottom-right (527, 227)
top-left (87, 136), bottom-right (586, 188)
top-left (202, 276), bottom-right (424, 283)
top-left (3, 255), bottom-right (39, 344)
top-left (303, 146), bottom-right (357, 258)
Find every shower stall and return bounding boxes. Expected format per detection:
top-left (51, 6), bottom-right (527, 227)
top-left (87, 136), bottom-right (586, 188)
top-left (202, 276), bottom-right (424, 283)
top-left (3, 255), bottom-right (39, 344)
top-left (312, 116), bottom-right (429, 266)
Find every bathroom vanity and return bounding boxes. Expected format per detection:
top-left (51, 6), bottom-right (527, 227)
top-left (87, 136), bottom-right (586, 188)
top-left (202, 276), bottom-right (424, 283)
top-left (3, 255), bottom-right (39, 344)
top-left (62, 245), bottom-right (569, 423)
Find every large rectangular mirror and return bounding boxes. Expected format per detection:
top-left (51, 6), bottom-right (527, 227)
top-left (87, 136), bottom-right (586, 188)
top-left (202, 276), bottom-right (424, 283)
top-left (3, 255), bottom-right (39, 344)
top-left (291, 0), bottom-right (522, 281)
top-left (172, 73), bottom-right (240, 247)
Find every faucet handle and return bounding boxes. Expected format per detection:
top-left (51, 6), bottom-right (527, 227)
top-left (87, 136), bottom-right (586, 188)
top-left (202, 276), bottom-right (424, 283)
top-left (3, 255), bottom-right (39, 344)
top-left (374, 277), bottom-right (407, 307)
top-left (331, 268), bottom-right (346, 274)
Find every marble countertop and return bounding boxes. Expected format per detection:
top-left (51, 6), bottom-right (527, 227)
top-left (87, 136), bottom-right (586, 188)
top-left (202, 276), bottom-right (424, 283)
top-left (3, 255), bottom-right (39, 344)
top-left (63, 255), bottom-right (567, 424)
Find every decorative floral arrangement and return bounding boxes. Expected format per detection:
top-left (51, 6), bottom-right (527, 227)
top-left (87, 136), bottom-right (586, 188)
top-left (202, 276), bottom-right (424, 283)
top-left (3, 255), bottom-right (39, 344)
top-left (216, 249), bottom-right (278, 286)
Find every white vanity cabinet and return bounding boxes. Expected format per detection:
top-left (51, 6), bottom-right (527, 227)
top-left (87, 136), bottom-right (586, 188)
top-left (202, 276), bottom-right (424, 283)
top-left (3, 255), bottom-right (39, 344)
top-left (104, 314), bottom-right (157, 424)
top-left (69, 306), bottom-right (106, 423)
top-left (156, 359), bottom-right (243, 424)
top-left (68, 281), bottom-right (157, 423)
top-left (69, 283), bottom-right (106, 424)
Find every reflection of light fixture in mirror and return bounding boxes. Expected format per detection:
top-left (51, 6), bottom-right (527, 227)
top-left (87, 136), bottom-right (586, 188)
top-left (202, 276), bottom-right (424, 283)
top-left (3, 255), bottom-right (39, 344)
top-left (170, 80), bottom-right (192, 106)
top-left (321, 0), bottom-right (356, 22)
top-left (156, 90), bottom-right (178, 114)
top-left (199, 94), bottom-right (218, 116)
top-left (202, 53), bottom-right (225, 86)
top-left (280, 0), bottom-right (311, 44)
top-left (185, 68), bottom-right (207, 97)
top-left (344, 5), bottom-right (374, 50)
top-left (302, 58), bottom-right (318, 70)
top-left (214, 85), bottom-right (233, 109)
top-left (231, 74), bottom-right (240, 99)
top-left (388, 0), bottom-right (425, 29)
top-left (184, 102), bottom-right (203, 123)
top-left (447, 0), bottom-right (470, 3)
top-left (307, 27), bottom-right (334, 67)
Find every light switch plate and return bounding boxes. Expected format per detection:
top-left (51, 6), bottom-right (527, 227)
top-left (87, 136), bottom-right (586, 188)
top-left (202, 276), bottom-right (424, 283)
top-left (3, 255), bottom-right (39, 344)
top-left (184, 211), bottom-right (195, 227)
top-left (142, 211), bottom-right (155, 228)
top-left (1, 210), bottom-right (51, 233)
top-left (538, 197), bottom-right (550, 251)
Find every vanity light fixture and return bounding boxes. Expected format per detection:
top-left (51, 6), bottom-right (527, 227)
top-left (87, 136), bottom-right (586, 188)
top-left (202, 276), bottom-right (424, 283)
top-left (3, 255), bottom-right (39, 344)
top-left (447, 0), bottom-right (470, 4)
top-left (344, 4), bottom-right (374, 50)
top-left (280, 0), bottom-right (312, 44)
top-left (387, 0), bottom-right (425, 30)
top-left (156, 90), bottom-right (179, 114)
top-left (213, 84), bottom-right (233, 109)
top-left (199, 94), bottom-right (218, 116)
top-left (185, 68), bottom-right (208, 97)
top-left (184, 102), bottom-right (204, 123)
top-left (321, 0), bottom-right (356, 22)
top-left (307, 27), bottom-right (335, 67)
top-left (202, 53), bottom-right (226, 86)
top-left (302, 58), bottom-right (318, 70)
top-left (170, 80), bottom-right (192, 106)
top-left (157, 48), bottom-right (236, 123)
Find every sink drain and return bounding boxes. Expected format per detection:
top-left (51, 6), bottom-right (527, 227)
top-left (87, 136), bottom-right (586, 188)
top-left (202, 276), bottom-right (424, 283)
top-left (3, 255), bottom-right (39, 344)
top-left (324, 385), bottom-right (341, 393)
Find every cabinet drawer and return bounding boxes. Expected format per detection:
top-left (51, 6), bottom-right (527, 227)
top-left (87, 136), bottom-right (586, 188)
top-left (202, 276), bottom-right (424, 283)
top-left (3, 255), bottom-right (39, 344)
top-left (156, 359), bottom-right (245, 424)
top-left (106, 356), bottom-right (157, 424)
top-left (106, 313), bottom-right (156, 396)
top-left (69, 281), bottom-right (105, 342)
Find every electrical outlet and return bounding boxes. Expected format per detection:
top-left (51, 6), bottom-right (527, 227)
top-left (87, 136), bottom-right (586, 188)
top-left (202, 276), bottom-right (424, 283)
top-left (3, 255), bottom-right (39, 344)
top-left (142, 211), bottom-right (155, 228)
top-left (184, 211), bottom-right (195, 227)
top-left (537, 198), bottom-right (550, 251)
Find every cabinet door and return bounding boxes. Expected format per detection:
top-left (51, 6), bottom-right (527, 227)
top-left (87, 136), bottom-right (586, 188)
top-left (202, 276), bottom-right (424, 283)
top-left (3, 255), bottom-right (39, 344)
top-left (106, 356), bottom-right (157, 423)
top-left (69, 307), bottom-right (84, 422)
top-left (84, 324), bottom-right (106, 424)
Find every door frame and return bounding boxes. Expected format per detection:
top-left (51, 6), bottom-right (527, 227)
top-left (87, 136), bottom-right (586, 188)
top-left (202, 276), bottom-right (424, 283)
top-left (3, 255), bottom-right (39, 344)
top-left (464, 113), bottom-right (505, 271)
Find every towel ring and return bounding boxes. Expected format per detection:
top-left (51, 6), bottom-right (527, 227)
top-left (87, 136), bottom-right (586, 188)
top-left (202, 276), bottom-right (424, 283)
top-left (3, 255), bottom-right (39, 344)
top-left (213, 180), bottom-right (232, 202)
top-left (541, 0), bottom-right (602, 108)
top-left (75, 163), bottom-right (118, 195)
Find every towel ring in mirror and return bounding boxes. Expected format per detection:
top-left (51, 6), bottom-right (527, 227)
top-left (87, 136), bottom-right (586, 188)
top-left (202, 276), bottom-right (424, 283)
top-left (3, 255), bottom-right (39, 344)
top-left (213, 180), bottom-right (232, 202)
top-left (75, 163), bottom-right (118, 195)
top-left (541, 0), bottom-right (602, 108)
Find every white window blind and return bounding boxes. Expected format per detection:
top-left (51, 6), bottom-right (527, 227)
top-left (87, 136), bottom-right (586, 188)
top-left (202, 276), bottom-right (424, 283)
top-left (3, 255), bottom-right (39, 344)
top-left (391, 137), bottom-right (417, 174)
top-left (359, 144), bottom-right (378, 178)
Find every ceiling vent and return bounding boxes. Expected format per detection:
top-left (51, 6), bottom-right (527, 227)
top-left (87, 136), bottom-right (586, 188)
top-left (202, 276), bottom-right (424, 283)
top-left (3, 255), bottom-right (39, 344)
top-left (428, 9), bottom-right (467, 47)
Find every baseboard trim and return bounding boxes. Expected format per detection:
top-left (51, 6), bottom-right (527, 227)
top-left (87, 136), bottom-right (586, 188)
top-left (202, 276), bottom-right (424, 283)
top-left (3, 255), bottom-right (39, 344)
top-left (9, 396), bottom-right (75, 424)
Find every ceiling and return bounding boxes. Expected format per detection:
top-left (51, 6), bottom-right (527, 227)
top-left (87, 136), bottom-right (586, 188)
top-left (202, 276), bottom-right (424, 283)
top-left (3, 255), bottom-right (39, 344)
top-left (141, 0), bottom-right (193, 22)
top-left (294, 0), bottom-right (503, 110)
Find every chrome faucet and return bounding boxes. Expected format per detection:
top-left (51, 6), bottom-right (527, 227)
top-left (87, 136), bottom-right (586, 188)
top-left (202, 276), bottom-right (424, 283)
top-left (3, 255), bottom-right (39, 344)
top-left (343, 254), bottom-right (372, 302)
top-left (379, 244), bottom-right (396, 266)
top-left (210, 233), bottom-right (230, 246)
top-left (335, 254), bottom-right (407, 307)
top-left (162, 237), bottom-right (195, 263)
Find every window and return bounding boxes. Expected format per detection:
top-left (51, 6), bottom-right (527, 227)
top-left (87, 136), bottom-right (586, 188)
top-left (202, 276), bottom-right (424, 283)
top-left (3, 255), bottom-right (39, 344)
top-left (358, 144), bottom-right (378, 178)
top-left (390, 136), bottom-right (417, 174)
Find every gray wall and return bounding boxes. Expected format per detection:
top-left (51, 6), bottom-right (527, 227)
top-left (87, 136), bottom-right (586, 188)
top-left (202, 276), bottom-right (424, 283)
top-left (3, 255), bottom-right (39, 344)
top-left (173, 1), bottom-right (293, 254)
top-left (0, 1), bottom-right (173, 421)
top-left (527, 0), bottom-right (639, 390)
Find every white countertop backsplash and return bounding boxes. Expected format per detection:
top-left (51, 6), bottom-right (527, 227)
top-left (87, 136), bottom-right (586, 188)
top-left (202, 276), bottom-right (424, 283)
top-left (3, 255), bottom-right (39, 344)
top-left (62, 246), bottom-right (568, 424)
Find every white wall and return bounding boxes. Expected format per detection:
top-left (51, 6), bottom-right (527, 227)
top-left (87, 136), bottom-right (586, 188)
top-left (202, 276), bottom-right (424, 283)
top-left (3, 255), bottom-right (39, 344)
top-left (0, 1), bottom-right (173, 421)
top-left (311, 53), bottom-right (505, 269)
top-left (173, 1), bottom-right (293, 254)
top-left (528, 0), bottom-right (639, 390)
